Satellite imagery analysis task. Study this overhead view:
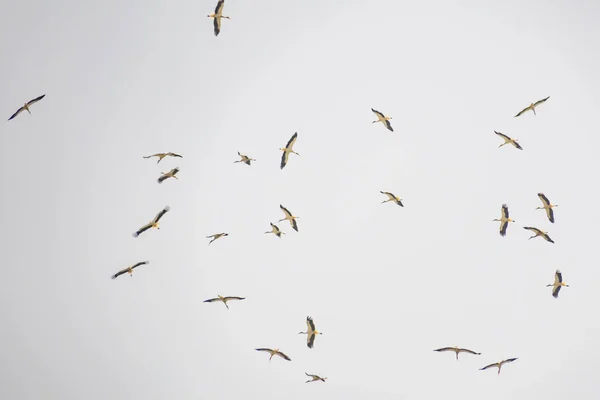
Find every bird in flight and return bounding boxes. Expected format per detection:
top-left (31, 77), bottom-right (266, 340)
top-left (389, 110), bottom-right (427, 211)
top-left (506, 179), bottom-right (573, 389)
top-left (280, 132), bottom-right (300, 169)
top-left (536, 193), bottom-right (557, 223)
top-left (380, 191), bottom-right (403, 207)
top-left (305, 373), bottom-right (327, 383)
top-left (207, 232), bottom-right (229, 245)
top-left (203, 295), bottom-right (245, 309)
top-left (299, 316), bottom-right (322, 349)
top-left (234, 152), bottom-right (256, 166)
top-left (111, 261), bottom-right (150, 279)
top-left (279, 205), bottom-right (299, 232)
top-left (514, 96), bottom-right (550, 117)
top-left (157, 168), bottom-right (179, 184)
top-left (133, 206), bottom-right (170, 237)
top-left (493, 204), bottom-right (514, 237)
top-left (143, 152), bottom-right (182, 164)
top-left (547, 270), bottom-right (569, 298)
top-left (371, 108), bottom-right (393, 132)
top-left (523, 226), bottom-right (554, 243)
top-left (265, 222), bottom-right (285, 238)
top-left (207, 0), bottom-right (231, 36)
top-left (255, 348), bottom-right (291, 361)
top-left (495, 131), bottom-right (523, 150)
top-left (8, 94), bottom-right (46, 121)
top-left (480, 358), bottom-right (518, 375)
top-left (433, 346), bottom-right (481, 361)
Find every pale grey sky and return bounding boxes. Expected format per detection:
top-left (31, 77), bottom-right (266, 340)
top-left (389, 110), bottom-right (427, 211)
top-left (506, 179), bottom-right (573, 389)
top-left (1, 0), bottom-right (600, 399)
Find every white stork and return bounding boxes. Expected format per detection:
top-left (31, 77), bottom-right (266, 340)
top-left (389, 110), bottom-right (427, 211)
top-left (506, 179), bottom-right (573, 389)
top-left (493, 204), bottom-right (515, 236)
top-left (495, 131), bottom-right (523, 150)
top-left (234, 152), bottom-right (256, 166)
top-left (536, 193), bottom-right (557, 223)
top-left (143, 152), bottom-right (182, 164)
top-left (207, 232), bottom-right (229, 245)
top-left (523, 226), bottom-right (554, 243)
top-left (547, 270), bottom-right (569, 298)
top-left (279, 204), bottom-right (299, 232)
top-left (279, 132), bottom-right (299, 169)
top-left (157, 167), bottom-right (179, 184)
top-left (8, 94), bottom-right (45, 121)
top-left (207, 0), bottom-right (230, 36)
top-left (433, 346), bottom-right (481, 361)
top-left (514, 96), bottom-right (550, 117)
top-left (371, 108), bottom-right (393, 132)
top-left (380, 191), bottom-right (403, 207)
top-left (111, 261), bottom-right (149, 279)
top-left (480, 358), bottom-right (518, 375)
top-left (255, 348), bottom-right (291, 361)
top-left (305, 373), bottom-right (327, 383)
top-left (298, 316), bottom-right (322, 349)
top-left (265, 222), bottom-right (285, 238)
top-left (133, 206), bottom-right (170, 237)
top-left (203, 295), bottom-right (245, 309)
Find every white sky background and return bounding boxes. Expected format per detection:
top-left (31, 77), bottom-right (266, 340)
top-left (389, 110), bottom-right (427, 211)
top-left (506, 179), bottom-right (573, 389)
top-left (1, 0), bottom-right (599, 398)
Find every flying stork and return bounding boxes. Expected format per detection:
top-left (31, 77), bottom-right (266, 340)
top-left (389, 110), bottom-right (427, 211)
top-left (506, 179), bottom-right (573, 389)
top-left (493, 204), bottom-right (515, 236)
top-left (536, 193), bottom-right (557, 223)
top-left (111, 261), bottom-right (150, 279)
top-left (207, 232), bottom-right (229, 245)
top-left (255, 348), bottom-right (291, 361)
top-left (207, 0), bottom-right (231, 36)
top-left (279, 132), bottom-right (300, 169)
top-left (514, 96), bottom-right (550, 117)
top-left (480, 358), bottom-right (518, 375)
top-left (433, 346), bottom-right (481, 361)
top-left (299, 316), bottom-right (322, 349)
top-left (8, 94), bottom-right (46, 121)
top-left (279, 205), bottom-right (299, 232)
top-left (547, 270), bottom-right (569, 298)
top-left (495, 131), bottom-right (523, 150)
top-left (203, 295), bottom-right (245, 309)
top-left (380, 191), bottom-right (403, 207)
top-left (234, 152), bottom-right (256, 166)
top-left (157, 167), bottom-right (179, 184)
top-left (143, 152), bottom-right (182, 164)
top-left (305, 373), bottom-right (327, 383)
top-left (371, 108), bottom-right (393, 132)
top-left (523, 226), bottom-right (554, 243)
top-left (265, 222), bottom-right (285, 238)
top-left (133, 206), bottom-right (170, 237)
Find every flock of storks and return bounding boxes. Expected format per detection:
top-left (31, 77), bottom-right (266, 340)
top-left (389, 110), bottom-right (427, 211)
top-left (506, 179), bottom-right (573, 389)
top-left (6, 0), bottom-right (569, 386)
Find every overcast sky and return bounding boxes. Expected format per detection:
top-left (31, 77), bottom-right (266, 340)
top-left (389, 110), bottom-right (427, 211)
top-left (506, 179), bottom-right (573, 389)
top-left (1, 0), bottom-right (600, 399)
